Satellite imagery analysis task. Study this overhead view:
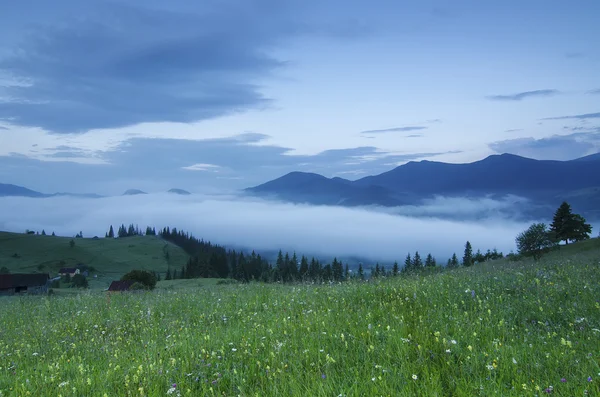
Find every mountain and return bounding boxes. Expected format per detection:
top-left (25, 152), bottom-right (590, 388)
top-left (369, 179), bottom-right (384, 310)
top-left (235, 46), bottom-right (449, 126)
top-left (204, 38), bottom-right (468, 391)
top-left (0, 183), bottom-right (102, 199)
top-left (247, 171), bottom-right (407, 207)
top-left (123, 189), bottom-right (147, 196)
top-left (245, 153), bottom-right (600, 220)
top-left (0, 183), bottom-right (47, 198)
top-left (168, 188), bottom-right (191, 195)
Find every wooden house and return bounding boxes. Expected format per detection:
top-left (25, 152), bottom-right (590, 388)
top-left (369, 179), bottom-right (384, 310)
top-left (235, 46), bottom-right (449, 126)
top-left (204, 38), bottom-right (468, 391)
top-left (0, 273), bottom-right (50, 296)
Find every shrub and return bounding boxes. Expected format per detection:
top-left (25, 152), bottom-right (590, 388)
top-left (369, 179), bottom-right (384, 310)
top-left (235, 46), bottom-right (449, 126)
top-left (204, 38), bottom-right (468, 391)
top-left (121, 270), bottom-right (157, 290)
top-left (71, 274), bottom-right (88, 289)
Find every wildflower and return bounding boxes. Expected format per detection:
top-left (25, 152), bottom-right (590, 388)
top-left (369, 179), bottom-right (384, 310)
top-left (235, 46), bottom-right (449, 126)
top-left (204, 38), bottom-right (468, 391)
top-left (412, 374), bottom-right (418, 380)
top-left (587, 376), bottom-right (592, 382)
top-left (560, 378), bottom-right (566, 383)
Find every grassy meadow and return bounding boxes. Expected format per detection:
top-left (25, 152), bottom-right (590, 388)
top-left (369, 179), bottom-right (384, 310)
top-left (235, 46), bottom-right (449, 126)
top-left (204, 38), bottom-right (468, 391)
top-left (0, 232), bottom-right (188, 289)
top-left (1, 239), bottom-right (599, 396)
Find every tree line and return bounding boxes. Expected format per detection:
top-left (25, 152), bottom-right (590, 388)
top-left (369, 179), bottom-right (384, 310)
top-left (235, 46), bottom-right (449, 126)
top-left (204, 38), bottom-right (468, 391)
top-left (515, 201), bottom-right (593, 260)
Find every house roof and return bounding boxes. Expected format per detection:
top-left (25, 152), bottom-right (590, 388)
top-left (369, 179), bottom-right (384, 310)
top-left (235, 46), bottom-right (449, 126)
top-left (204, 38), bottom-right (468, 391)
top-left (0, 273), bottom-right (49, 289)
top-left (59, 268), bottom-right (78, 273)
top-left (108, 280), bottom-right (135, 291)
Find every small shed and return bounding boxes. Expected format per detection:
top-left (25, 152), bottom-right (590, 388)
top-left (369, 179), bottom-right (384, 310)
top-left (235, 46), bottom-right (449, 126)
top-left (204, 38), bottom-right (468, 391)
top-left (0, 273), bottom-right (50, 296)
top-left (107, 280), bottom-right (135, 292)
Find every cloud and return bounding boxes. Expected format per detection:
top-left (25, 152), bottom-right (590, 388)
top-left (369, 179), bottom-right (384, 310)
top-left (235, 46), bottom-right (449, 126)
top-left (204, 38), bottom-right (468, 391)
top-left (486, 89), bottom-right (561, 101)
top-left (0, 134), bottom-right (458, 195)
top-left (541, 112), bottom-right (600, 121)
top-left (504, 129), bottom-right (523, 133)
top-left (361, 126), bottom-right (427, 135)
top-left (489, 131), bottom-right (600, 160)
top-left (0, 194), bottom-right (537, 263)
top-left (0, 1), bottom-right (366, 133)
top-left (587, 89), bottom-right (600, 95)
top-left (565, 52), bottom-right (585, 59)
top-left (181, 163), bottom-right (221, 172)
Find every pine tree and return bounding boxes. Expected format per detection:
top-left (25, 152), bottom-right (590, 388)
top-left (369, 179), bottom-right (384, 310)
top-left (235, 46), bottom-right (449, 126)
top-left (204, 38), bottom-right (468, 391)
top-left (550, 201), bottom-right (592, 244)
top-left (344, 264), bottom-right (349, 280)
top-left (425, 253), bottom-right (434, 267)
top-left (51, 231), bottom-right (56, 236)
top-left (392, 261), bottom-right (399, 276)
top-left (451, 253), bottom-right (459, 267)
top-left (412, 252), bottom-right (423, 269)
top-left (462, 241), bottom-right (473, 267)
top-left (404, 253), bottom-right (412, 272)
top-left (108, 225), bottom-right (114, 238)
top-left (41, 229), bottom-right (46, 236)
top-left (299, 255), bottom-right (309, 280)
top-left (358, 263), bottom-right (364, 280)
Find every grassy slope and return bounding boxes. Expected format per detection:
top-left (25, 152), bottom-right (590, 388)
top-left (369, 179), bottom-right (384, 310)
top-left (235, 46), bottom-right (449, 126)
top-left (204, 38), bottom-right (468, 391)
top-left (0, 231), bottom-right (189, 289)
top-left (0, 238), bottom-right (598, 395)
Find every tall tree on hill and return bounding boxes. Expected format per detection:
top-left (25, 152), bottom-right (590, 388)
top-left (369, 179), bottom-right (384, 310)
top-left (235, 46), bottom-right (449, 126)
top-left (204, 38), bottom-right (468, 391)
top-left (108, 225), bottom-right (114, 238)
top-left (41, 229), bottom-right (46, 236)
top-left (412, 252), bottom-right (423, 269)
top-left (447, 253), bottom-right (459, 268)
top-left (403, 253), bottom-right (412, 272)
top-left (462, 241), bottom-right (473, 267)
top-left (550, 201), bottom-right (592, 244)
top-left (299, 255), bottom-right (309, 280)
top-left (425, 253), bottom-right (435, 267)
top-left (392, 261), bottom-right (399, 276)
top-left (344, 263), bottom-right (349, 280)
top-left (358, 263), bottom-right (364, 280)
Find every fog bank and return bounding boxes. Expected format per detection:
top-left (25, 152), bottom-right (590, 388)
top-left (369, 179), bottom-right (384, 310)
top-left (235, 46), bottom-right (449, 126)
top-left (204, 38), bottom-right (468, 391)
top-left (0, 193), bottom-right (562, 263)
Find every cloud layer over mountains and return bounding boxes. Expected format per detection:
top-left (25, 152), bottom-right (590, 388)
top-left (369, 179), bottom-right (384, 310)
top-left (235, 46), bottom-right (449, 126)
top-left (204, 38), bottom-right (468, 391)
top-left (0, 193), bottom-right (548, 263)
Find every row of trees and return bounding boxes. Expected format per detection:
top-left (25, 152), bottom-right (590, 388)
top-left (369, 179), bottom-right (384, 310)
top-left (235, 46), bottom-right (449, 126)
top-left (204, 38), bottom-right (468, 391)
top-left (105, 224), bottom-right (156, 238)
top-left (516, 201), bottom-right (593, 260)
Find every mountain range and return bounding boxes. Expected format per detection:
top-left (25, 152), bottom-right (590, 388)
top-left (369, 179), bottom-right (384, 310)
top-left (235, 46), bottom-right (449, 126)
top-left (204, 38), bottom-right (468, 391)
top-left (0, 185), bottom-right (191, 198)
top-left (245, 153), bottom-right (600, 221)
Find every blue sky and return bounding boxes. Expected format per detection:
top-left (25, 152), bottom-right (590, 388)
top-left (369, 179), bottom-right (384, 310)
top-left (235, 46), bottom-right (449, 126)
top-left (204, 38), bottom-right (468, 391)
top-left (0, 0), bottom-right (599, 194)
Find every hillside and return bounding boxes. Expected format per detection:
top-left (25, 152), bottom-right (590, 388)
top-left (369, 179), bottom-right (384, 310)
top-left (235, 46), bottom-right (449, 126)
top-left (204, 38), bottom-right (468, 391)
top-left (246, 153), bottom-right (600, 220)
top-left (0, 232), bottom-right (189, 289)
top-left (1, 238), bottom-right (598, 395)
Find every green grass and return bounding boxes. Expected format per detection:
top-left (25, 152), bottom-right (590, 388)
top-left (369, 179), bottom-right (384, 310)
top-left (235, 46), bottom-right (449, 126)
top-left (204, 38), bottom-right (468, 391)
top-left (0, 232), bottom-right (189, 289)
top-left (0, 240), bottom-right (599, 396)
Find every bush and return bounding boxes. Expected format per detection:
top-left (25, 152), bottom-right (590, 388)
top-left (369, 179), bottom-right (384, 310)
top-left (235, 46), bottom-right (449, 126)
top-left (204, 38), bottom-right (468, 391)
top-left (121, 270), bottom-right (157, 290)
top-left (71, 274), bottom-right (88, 289)
top-left (50, 280), bottom-right (60, 288)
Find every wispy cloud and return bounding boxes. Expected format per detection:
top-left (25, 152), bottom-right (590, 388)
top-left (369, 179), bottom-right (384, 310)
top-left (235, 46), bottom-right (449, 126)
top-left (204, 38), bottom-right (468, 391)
top-left (361, 126), bottom-right (427, 135)
top-left (565, 52), bottom-right (585, 59)
top-left (182, 163), bottom-right (221, 172)
top-left (587, 89), bottom-right (600, 95)
top-left (541, 112), bottom-right (600, 121)
top-left (504, 129), bottom-right (523, 133)
top-left (486, 89), bottom-right (560, 101)
top-left (489, 132), bottom-right (600, 161)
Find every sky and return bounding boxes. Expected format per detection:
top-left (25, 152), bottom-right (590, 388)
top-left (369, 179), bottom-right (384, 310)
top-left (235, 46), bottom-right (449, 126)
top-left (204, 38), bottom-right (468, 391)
top-left (0, 0), bottom-right (599, 195)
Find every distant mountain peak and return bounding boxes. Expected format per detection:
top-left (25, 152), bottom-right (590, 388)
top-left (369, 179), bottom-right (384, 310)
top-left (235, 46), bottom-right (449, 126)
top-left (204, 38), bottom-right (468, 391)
top-left (123, 189), bottom-right (147, 196)
top-left (168, 188), bottom-right (191, 195)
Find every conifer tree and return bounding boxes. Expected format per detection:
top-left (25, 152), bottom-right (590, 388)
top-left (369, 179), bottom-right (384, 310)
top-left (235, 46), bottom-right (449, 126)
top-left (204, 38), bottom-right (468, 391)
top-left (392, 261), bottom-right (399, 276)
top-left (425, 253), bottom-right (434, 267)
top-left (404, 253), bottom-right (412, 272)
top-left (462, 241), bottom-right (473, 267)
top-left (412, 252), bottom-right (423, 269)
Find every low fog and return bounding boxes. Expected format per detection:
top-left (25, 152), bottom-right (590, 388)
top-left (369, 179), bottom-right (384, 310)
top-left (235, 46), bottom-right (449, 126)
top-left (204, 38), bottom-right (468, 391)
top-left (0, 193), bottom-right (584, 264)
